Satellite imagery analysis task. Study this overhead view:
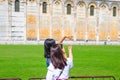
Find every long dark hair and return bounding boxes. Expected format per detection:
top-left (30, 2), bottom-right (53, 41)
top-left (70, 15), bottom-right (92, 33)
top-left (50, 44), bottom-right (67, 69)
top-left (44, 38), bottom-right (56, 58)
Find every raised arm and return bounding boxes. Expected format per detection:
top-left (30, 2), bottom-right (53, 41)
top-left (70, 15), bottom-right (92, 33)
top-left (68, 44), bottom-right (73, 60)
top-left (57, 35), bottom-right (73, 45)
top-left (62, 47), bottom-right (67, 58)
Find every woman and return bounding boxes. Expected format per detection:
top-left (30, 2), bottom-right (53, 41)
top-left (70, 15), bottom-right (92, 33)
top-left (46, 44), bottom-right (73, 80)
top-left (44, 35), bottom-right (73, 67)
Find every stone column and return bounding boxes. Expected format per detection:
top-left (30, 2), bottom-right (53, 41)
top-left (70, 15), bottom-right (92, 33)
top-left (107, 8), bottom-right (110, 42)
top-left (50, 1), bottom-right (52, 38)
top-left (10, 0), bottom-right (13, 41)
top-left (73, 4), bottom-right (76, 41)
top-left (24, 0), bottom-right (27, 42)
top-left (96, 2), bottom-right (100, 43)
top-left (85, 5), bottom-right (88, 42)
top-left (118, 8), bottom-right (120, 42)
top-left (8, 0), bottom-right (12, 41)
top-left (37, 0), bottom-right (40, 41)
top-left (62, 2), bottom-right (64, 37)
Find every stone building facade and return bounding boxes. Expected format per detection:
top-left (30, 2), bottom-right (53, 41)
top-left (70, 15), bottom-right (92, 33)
top-left (0, 0), bottom-right (120, 43)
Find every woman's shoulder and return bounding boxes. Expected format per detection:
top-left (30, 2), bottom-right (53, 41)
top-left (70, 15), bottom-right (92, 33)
top-left (48, 63), bottom-right (54, 71)
top-left (66, 58), bottom-right (73, 68)
top-left (66, 58), bottom-right (72, 62)
top-left (48, 63), bottom-right (63, 74)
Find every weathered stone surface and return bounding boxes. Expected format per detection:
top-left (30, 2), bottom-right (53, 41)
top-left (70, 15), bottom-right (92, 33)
top-left (0, 0), bottom-right (120, 41)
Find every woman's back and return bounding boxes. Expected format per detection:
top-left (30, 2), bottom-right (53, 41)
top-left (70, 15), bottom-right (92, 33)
top-left (46, 44), bottom-right (73, 80)
top-left (47, 58), bottom-right (73, 80)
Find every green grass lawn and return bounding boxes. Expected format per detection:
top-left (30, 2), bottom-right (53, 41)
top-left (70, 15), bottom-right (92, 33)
top-left (0, 45), bottom-right (120, 80)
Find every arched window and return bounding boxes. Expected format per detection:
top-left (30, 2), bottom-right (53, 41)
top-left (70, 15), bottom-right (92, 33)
top-left (15, 0), bottom-right (20, 12)
top-left (67, 4), bottom-right (71, 15)
top-left (90, 5), bottom-right (94, 16)
top-left (113, 7), bottom-right (116, 17)
top-left (43, 2), bottom-right (47, 13)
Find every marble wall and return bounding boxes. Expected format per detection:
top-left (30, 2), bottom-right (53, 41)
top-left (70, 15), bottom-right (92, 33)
top-left (0, 0), bottom-right (120, 41)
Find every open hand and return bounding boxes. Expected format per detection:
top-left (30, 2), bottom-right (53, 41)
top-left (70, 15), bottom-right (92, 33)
top-left (66, 35), bottom-right (73, 40)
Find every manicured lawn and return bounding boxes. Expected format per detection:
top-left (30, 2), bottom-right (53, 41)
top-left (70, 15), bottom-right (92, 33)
top-left (0, 45), bottom-right (120, 80)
